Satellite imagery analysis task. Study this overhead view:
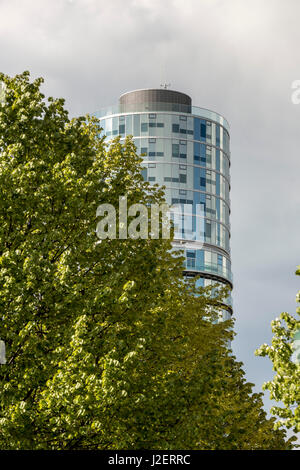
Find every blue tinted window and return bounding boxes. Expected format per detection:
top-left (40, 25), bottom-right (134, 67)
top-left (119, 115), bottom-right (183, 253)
top-left (216, 125), bottom-right (220, 147)
top-left (196, 250), bottom-right (204, 266)
top-left (216, 198), bottom-right (220, 219)
top-left (195, 278), bottom-right (204, 288)
top-left (194, 167), bottom-right (200, 189)
top-left (205, 222), bottom-right (211, 238)
top-left (112, 117), bottom-right (118, 134)
top-left (200, 120), bottom-right (206, 141)
top-left (200, 168), bottom-right (206, 188)
top-left (187, 258), bottom-right (195, 268)
top-left (193, 189), bottom-right (201, 205)
top-left (216, 149), bottom-right (220, 171)
top-left (200, 144), bottom-right (206, 164)
top-left (172, 143), bottom-right (179, 157)
top-left (186, 250), bottom-right (196, 268)
top-left (216, 174), bottom-right (220, 195)
top-left (194, 118), bottom-right (201, 141)
top-left (126, 115), bottom-right (132, 135)
top-left (194, 142), bottom-right (200, 162)
top-left (133, 115), bottom-right (140, 135)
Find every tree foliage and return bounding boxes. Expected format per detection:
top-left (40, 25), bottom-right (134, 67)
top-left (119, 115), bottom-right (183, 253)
top-left (256, 268), bottom-right (300, 435)
top-left (0, 72), bottom-right (294, 449)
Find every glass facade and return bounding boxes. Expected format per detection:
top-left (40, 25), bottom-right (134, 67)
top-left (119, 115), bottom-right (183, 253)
top-left (94, 89), bottom-right (232, 319)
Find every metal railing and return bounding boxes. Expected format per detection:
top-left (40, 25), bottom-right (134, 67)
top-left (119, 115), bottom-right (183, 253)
top-left (93, 103), bottom-right (230, 132)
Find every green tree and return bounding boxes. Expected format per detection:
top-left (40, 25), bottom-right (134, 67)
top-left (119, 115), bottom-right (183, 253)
top-left (256, 268), bottom-right (300, 435)
top-left (0, 72), bottom-right (294, 449)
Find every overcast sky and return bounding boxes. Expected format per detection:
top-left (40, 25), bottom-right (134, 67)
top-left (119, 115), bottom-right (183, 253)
top-left (0, 0), bottom-right (299, 420)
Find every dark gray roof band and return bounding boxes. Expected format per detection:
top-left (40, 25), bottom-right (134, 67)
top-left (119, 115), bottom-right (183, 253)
top-left (119, 89), bottom-right (192, 113)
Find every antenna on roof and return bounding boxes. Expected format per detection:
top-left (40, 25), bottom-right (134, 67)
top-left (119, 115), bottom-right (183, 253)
top-left (160, 83), bottom-right (171, 90)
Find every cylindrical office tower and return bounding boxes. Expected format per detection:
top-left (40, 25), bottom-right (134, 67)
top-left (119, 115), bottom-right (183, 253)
top-left (94, 89), bottom-right (232, 319)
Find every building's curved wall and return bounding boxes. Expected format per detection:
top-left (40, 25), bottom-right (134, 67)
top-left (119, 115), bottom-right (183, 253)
top-left (120, 89), bottom-right (192, 108)
top-left (95, 95), bottom-right (232, 317)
